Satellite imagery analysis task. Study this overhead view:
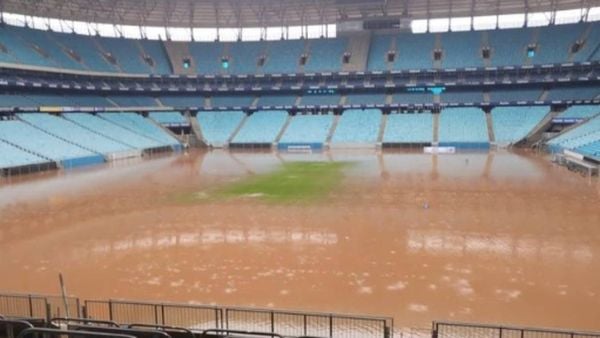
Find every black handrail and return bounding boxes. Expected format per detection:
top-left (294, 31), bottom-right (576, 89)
top-left (200, 328), bottom-right (284, 338)
top-left (51, 317), bottom-right (120, 327)
top-left (69, 324), bottom-right (173, 338)
top-left (17, 327), bottom-right (137, 338)
top-left (127, 323), bottom-right (195, 338)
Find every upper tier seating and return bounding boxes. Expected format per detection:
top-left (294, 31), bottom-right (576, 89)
top-left (534, 23), bottom-right (586, 64)
top-left (159, 95), bottom-right (203, 107)
top-left (491, 106), bottom-right (549, 144)
top-left (13, 26), bottom-right (84, 70)
top-left (489, 88), bottom-right (542, 102)
top-left (394, 33), bottom-right (435, 70)
top-left (211, 95), bottom-right (255, 108)
top-left (50, 31), bottom-right (118, 72)
top-left (571, 24), bottom-right (600, 62)
top-left (149, 112), bottom-right (189, 126)
top-left (303, 38), bottom-right (347, 73)
top-left (98, 113), bottom-right (180, 147)
top-left (548, 115), bottom-right (600, 155)
top-left (262, 40), bottom-right (305, 74)
top-left (138, 40), bottom-right (172, 74)
top-left (279, 114), bottom-right (334, 144)
top-left (331, 109), bottom-right (382, 144)
top-left (189, 41), bottom-right (226, 75)
top-left (108, 96), bottom-right (158, 107)
top-left (0, 140), bottom-right (47, 169)
top-left (440, 31), bottom-right (484, 68)
top-left (64, 113), bottom-right (161, 149)
top-left (487, 27), bottom-right (533, 66)
top-left (299, 94), bottom-right (341, 106)
top-left (228, 41), bottom-right (265, 75)
top-left (96, 37), bottom-right (152, 73)
top-left (68, 95), bottom-right (114, 107)
top-left (197, 111), bottom-right (245, 146)
top-left (0, 120), bottom-right (95, 160)
top-left (556, 105), bottom-right (600, 119)
top-left (18, 113), bottom-right (131, 154)
top-left (0, 22), bottom-right (598, 75)
top-left (438, 108), bottom-right (489, 144)
top-left (546, 87), bottom-right (600, 101)
top-left (367, 35), bottom-right (393, 71)
top-left (383, 112), bottom-right (433, 144)
top-left (392, 92), bottom-right (434, 105)
top-left (231, 110), bottom-right (289, 144)
top-left (0, 94), bottom-right (37, 107)
top-left (345, 93), bottom-right (386, 105)
top-left (258, 95), bottom-right (297, 106)
top-left (440, 91), bottom-right (484, 104)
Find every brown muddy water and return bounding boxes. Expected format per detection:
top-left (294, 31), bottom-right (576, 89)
top-left (0, 149), bottom-right (599, 333)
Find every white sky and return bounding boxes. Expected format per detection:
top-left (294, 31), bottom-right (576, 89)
top-left (1, 7), bottom-right (599, 41)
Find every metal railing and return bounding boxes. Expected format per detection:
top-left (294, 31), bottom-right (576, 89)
top-left (432, 321), bottom-right (600, 338)
top-left (1, 293), bottom-right (393, 337)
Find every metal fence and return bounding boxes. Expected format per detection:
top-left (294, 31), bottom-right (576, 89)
top-left (0, 293), bottom-right (80, 319)
top-left (433, 322), bottom-right (600, 338)
top-left (84, 300), bottom-right (393, 338)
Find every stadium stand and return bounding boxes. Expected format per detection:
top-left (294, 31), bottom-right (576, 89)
top-left (262, 40), bottom-right (305, 74)
top-left (228, 41), bottom-right (265, 75)
top-left (189, 41), bottom-right (226, 75)
top-left (489, 88), bottom-right (542, 102)
top-left (440, 31), bottom-right (484, 68)
top-left (383, 112), bottom-right (434, 144)
top-left (210, 95), bottom-right (255, 108)
top-left (257, 95), bottom-right (297, 107)
top-left (278, 114), bottom-right (334, 148)
top-left (487, 27), bottom-right (533, 66)
top-left (0, 94), bottom-right (37, 107)
top-left (49, 30), bottom-right (119, 72)
top-left (392, 92), bottom-right (434, 105)
top-left (14, 26), bottom-right (84, 70)
top-left (571, 23), bottom-right (600, 62)
top-left (231, 110), bottom-right (289, 144)
top-left (345, 93), bottom-right (387, 105)
top-left (548, 115), bottom-right (600, 158)
top-left (491, 106), bottom-right (549, 144)
top-left (108, 96), bottom-right (158, 107)
top-left (394, 33), bottom-right (435, 70)
top-left (440, 90), bottom-right (484, 104)
top-left (438, 107), bottom-right (489, 148)
top-left (64, 113), bottom-right (162, 150)
top-left (97, 113), bottom-right (181, 149)
top-left (534, 23), bottom-right (587, 64)
top-left (68, 95), bottom-right (114, 107)
top-left (196, 111), bottom-right (246, 146)
top-left (138, 40), bottom-right (172, 74)
top-left (0, 119), bottom-right (104, 167)
top-left (96, 37), bottom-right (151, 73)
top-left (299, 94), bottom-right (341, 106)
top-left (149, 112), bottom-right (189, 126)
top-left (303, 38), bottom-right (347, 73)
top-left (0, 140), bottom-right (48, 169)
top-left (331, 109), bottom-right (382, 145)
top-left (556, 105), bottom-right (600, 119)
top-left (18, 113), bottom-right (135, 156)
top-left (159, 95), bottom-right (203, 108)
top-left (367, 35), bottom-right (393, 71)
top-left (545, 86), bottom-right (600, 101)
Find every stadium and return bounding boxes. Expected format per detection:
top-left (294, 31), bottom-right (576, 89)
top-left (0, 0), bottom-right (600, 337)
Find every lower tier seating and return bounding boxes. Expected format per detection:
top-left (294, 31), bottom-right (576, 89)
top-left (439, 108), bottom-right (489, 146)
top-left (196, 111), bottom-right (246, 146)
top-left (383, 112), bottom-right (433, 144)
top-left (331, 109), bottom-right (382, 144)
top-left (491, 106), bottom-right (548, 144)
top-left (279, 114), bottom-right (334, 145)
top-left (231, 110), bottom-right (289, 144)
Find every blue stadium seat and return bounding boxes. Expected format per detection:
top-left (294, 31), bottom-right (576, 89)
top-left (0, 140), bottom-right (48, 169)
top-left (98, 113), bottom-right (180, 148)
top-left (197, 111), bottom-right (246, 146)
top-left (279, 114), bottom-right (334, 145)
top-left (557, 105), bottom-right (600, 119)
top-left (383, 113), bottom-right (433, 144)
top-left (331, 109), bottom-right (382, 144)
top-left (303, 38), bottom-right (347, 73)
top-left (438, 108), bottom-right (489, 147)
top-left (491, 106), bottom-right (549, 144)
top-left (232, 110), bottom-right (289, 144)
top-left (262, 40), bottom-right (305, 74)
top-left (440, 31), bottom-right (484, 68)
top-left (149, 112), bottom-right (189, 126)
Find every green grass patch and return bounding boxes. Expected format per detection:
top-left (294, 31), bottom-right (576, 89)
top-left (217, 161), bottom-right (348, 203)
top-left (173, 161), bottom-right (348, 204)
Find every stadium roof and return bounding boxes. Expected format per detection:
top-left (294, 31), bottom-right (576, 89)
top-left (1, 0), bottom-right (598, 28)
